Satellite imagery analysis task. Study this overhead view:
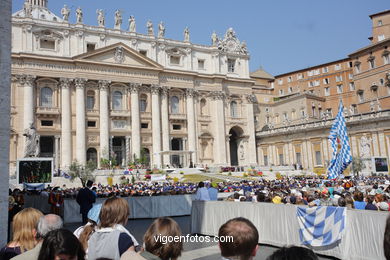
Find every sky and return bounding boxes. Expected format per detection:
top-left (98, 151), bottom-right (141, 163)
top-left (13, 0), bottom-right (390, 76)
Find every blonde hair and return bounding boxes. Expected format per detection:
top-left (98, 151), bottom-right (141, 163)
top-left (11, 208), bottom-right (43, 252)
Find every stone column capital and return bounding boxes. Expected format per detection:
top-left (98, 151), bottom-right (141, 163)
top-left (210, 91), bottom-right (226, 100)
top-left (185, 88), bottom-right (198, 98)
top-left (17, 74), bottom-right (36, 85)
top-left (98, 80), bottom-right (111, 90)
top-left (75, 78), bottom-right (88, 89)
top-left (59, 78), bottom-right (73, 88)
top-left (151, 84), bottom-right (161, 95)
top-left (161, 86), bottom-right (170, 97)
top-left (246, 94), bottom-right (257, 104)
top-left (128, 83), bottom-right (141, 94)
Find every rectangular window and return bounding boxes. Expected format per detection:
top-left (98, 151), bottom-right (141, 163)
top-left (323, 78), bottom-right (330, 84)
top-left (358, 92), bottom-right (364, 102)
top-left (87, 96), bottom-right (95, 110)
top-left (322, 67), bottom-right (329, 73)
top-left (334, 64), bottom-right (341, 70)
top-left (40, 39), bottom-right (55, 50)
top-left (279, 154), bottom-right (284, 166)
top-left (378, 35), bottom-right (385, 41)
top-left (324, 87), bottom-right (330, 96)
top-left (348, 74), bottom-right (353, 80)
top-left (296, 152), bottom-right (302, 165)
top-left (336, 75), bottom-right (343, 82)
top-left (87, 43), bottom-right (96, 52)
top-left (287, 76), bottom-right (292, 83)
top-left (173, 124), bottom-right (181, 130)
top-left (278, 79), bottom-right (283, 85)
top-left (141, 123), bottom-right (149, 129)
top-left (41, 120), bottom-right (53, 126)
top-left (297, 74), bottom-right (303, 80)
top-left (384, 54), bottom-right (390, 65)
top-left (351, 104), bottom-right (357, 114)
top-left (337, 84), bottom-right (343, 93)
top-left (139, 50), bottom-right (147, 56)
top-left (315, 151), bottom-right (322, 165)
top-left (369, 59), bottom-right (375, 69)
top-left (348, 62), bottom-right (353, 68)
top-left (227, 59), bottom-right (236, 73)
top-left (355, 64), bottom-right (361, 73)
top-left (87, 121), bottom-right (96, 127)
top-left (263, 155), bottom-right (268, 166)
top-left (288, 87), bottom-right (293, 93)
top-left (279, 89), bottom-right (284, 95)
top-left (170, 56), bottom-right (181, 65)
top-left (326, 108), bottom-right (332, 118)
top-left (198, 59), bottom-right (205, 69)
top-left (314, 80), bottom-right (320, 86)
top-left (349, 82), bottom-right (355, 91)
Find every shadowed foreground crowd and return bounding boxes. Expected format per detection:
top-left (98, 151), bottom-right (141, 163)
top-left (1, 197), bottom-right (390, 260)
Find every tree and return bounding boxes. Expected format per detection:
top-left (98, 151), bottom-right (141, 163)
top-left (352, 157), bottom-right (365, 176)
top-left (68, 160), bottom-right (97, 187)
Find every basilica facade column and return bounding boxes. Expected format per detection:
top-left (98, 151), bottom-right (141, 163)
top-left (245, 94), bottom-right (257, 165)
top-left (75, 78), bottom-right (87, 165)
top-left (151, 85), bottom-right (162, 168)
top-left (129, 83), bottom-right (141, 160)
top-left (160, 86), bottom-right (170, 166)
top-left (99, 80), bottom-right (110, 159)
top-left (211, 91), bottom-right (227, 165)
top-left (21, 75), bottom-right (36, 130)
top-left (186, 89), bottom-right (197, 164)
top-left (60, 78), bottom-right (72, 168)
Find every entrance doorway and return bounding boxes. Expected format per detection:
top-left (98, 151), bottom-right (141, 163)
top-left (229, 127), bottom-right (243, 166)
top-left (112, 137), bottom-right (125, 166)
top-left (40, 136), bottom-right (54, 157)
top-left (87, 148), bottom-right (98, 166)
top-left (171, 138), bottom-right (183, 167)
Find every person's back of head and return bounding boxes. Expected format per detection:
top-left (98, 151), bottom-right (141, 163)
top-left (99, 197), bottom-right (129, 228)
top-left (143, 217), bottom-right (183, 260)
top-left (257, 192), bottom-right (265, 202)
top-left (38, 229), bottom-right (85, 260)
top-left (198, 182), bottom-right (204, 188)
top-left (86, 180), bottom-right (93, 188)
top-left (384, 216), bottom-right (390, 260)
top-left (338, 197), bottom-right (346, 207)
top-left (218, 217), bottom-right (259, 260)
top-left (36, 214), bottom-right (63, 240)
top-left (267, 246), bottom-right (318, 260)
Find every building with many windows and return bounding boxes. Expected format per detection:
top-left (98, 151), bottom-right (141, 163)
top-left (9, 0), bottom-right (258, 175)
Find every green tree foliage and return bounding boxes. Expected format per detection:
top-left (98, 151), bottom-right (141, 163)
top-left (68, 160), bottom-right (97, 186)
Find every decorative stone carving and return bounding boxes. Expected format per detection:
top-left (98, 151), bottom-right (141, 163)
top-left (146, 20), bottom-right (154, 36)
top-left (246, 94), bottom-right (257, 104)
top-left (161, 86), bottom-right (170, 96)
top-left (210, 91), bottom-right (226, 100)
top-left (23, 1), bottom-right (32, 18)
top-left (76, 7), bottom-right (83, 24)
top-left (128, 83), bottom-right (141, 93)
top-left (158, 21), bottom-right (165, 38)
top-left (217, 28), bottom-right (248, 55)
top-left (185, 89), bottom-right (198, 98)
top-left (18, 74), bottom-right (36, 85)
top-left (59, 78), bottom-right (72, 88)
top-left (151, 85), bottom-right (161, 95)
top-left (114, 46), bottom-right (125, 64)
top-left (98, 80), bottom-right (111, 90)
top-left (128, 16), bottom-right (136, 32)
top-left (360, 134), bottom-right (371, 158)
top-left (96, 9), bottom-right (105, 27)
top-left (74, 78), bottom-right (87, 89)
top-left (63, 30), bottom-right (69, 38)
top-left (370, 100), bottom-right (375, 112)
top-left (114, 10), bottom-right (122, 30)
top-left (61, 5), bottom-right (70, 22)
top-left (184, 27), bottom-right (190, 42)
top-left (23, 123), bottom-right (40, 157)
top-left (76, 30), bottom-right (84, 38)
top-left (211, 31), bottom-right (218, 46)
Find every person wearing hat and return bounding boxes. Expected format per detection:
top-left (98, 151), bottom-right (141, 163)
top-left (76, 180), bottom-right (97, 224)
top-left (208, 183), bottom-right (218, 201)
top-left (73, 203), bottom-right (102, 252)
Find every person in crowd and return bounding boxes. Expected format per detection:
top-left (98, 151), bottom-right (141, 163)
top-left (121, 217), bottom-right (183, 260)
top-left (11, 214), bottom-right (63, 260)
top-left (353, 191), bottom-right (366, 210)
top-left (0, 208), bottom-right (43, 260)
top-left (208, 183), bottom-right (218, 201)
top-left (365, 195), bottom-right (378, 210)
top-left (76, 180), bottom-right (96, 224)
top-left (257, 192), bottom-right (266, 202)
top-left (218, 217), bottom-right (259, 260)
top-left (344, 194), bottom-right (355, 209)
top-left (74, 203), bottom-right (102, 252)
top-left (266, 246), bottom-right (318, 260)
top-left (48, 187), bottom-right (64, 216)
top-left (194, 182), bottom-right (210, 201)
top-left (384, 216), bottom-right (390, 260)
top-left (338, 197), bottom-right (346, 207)
top-left (87, 197), bottom-right (138, 260)
top-left (37, 229), bottom-right (85, 260)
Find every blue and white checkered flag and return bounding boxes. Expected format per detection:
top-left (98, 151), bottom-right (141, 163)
top-left (297, 206), bottom-right (346, 247)
top-left (327, 101), bottom-right (352, 179)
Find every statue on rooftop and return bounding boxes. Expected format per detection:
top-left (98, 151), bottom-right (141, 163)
top-left (97, 9), bottom-right (105, 27)
top-left (61, 5), bottom-right (70, 22)
top-left (23, 1), bottom-right (32, 18)
top-left (147, 20), bottom-right (154, 36)
top-left (158, 21), bottom-right (165, 38)
top-left (211, 31), bottom-right (218, 46)
top-left (114, 10), bottom-right (122, 30)
top-left (129, 16), bottom-right (136, 32)
top-left (184, 27), bottom-right (190, 42)
top-left (76, 7), bottom-right (83, 24)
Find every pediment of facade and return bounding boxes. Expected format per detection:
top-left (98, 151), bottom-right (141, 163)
top-left (73, 43), bottom-right (163, 70)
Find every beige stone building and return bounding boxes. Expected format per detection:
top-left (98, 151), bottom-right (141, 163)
top-left (254, 10), bottom-right (390, 174)
top-left (10, 0), bottom-right (258, 175)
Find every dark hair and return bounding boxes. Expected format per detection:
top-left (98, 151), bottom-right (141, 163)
top-left (79, 220), bottom-right (97, 251)
top-left (338, 197), bottom-right (346, 207)
top-left (198, 182), bottom-right (204, 188)
top-left (384, 216), bottom-right (390, 260)
top-left (267, 246), bottom-right (318, 260)
top-left (218, 217), bottom-right (259, 260)
top-left (366, 195), bottom-right (375, 204)
top-left (354, 191), bottom-right (364, 202)
top-left (257, 193), bottom-right (265, 202)
top-left (143, 217), bottom-right (183, 260)
top-left (38, 229), bottom-right (85, 260)
top-left (86, 180), bottom-right (93, 188)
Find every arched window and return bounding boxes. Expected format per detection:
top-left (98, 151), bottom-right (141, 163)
top-left (86, 90), bottom-right (95, 110)
top-left (200, 99), bottom-right (207, 115)
top-left (86, 148), bottom-right (98, 165)
top-left (40, 87), bottom-right (53, 107)
top-left (140, 94), bottom-right (147, 112)
top-left (171, 96), bottom-right (180, 114)
top-left (112, 91), bottom-right (123, 110)
top-left (230, 101), bottom-right (238, 117)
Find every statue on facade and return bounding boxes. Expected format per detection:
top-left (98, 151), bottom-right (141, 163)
top-left (23, 0), bottom-right (32, 18)
top-left (211, 31), bottom-right (218, 46)
top-left (76, 7), bottom-right (83, 24)
top-left (97, 9), bottom-right (105, 27)
top-left (184, 27), bottom-right (190, 42)
top-left (146, 20), bottom-right (154, 36)
top-left (239, 144), bottom-right (245, 159)
top-left (158, 21), bottom-right (165, 38)
top-left (61, 5), bottom-right (70, 22)
top-left (349, 105), bottom-right (355, 116)
top-left (23, 123), bottom-right (40, 158)
top-left (343, 106), bottom-right (349, 117)
top-left (128, 16), bottom-right (136, 32)
top-left (114, 10), bottom-right (122, 30)
top-left (240, 41), bottom-right (248, 54)
top-left (360, 134), bottom-right (371, 158)
top-left (370, 100), bottom-right (375, 112)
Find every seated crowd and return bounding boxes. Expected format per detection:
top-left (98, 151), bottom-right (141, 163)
top-left (1, 199), bottom-right (390, 260)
